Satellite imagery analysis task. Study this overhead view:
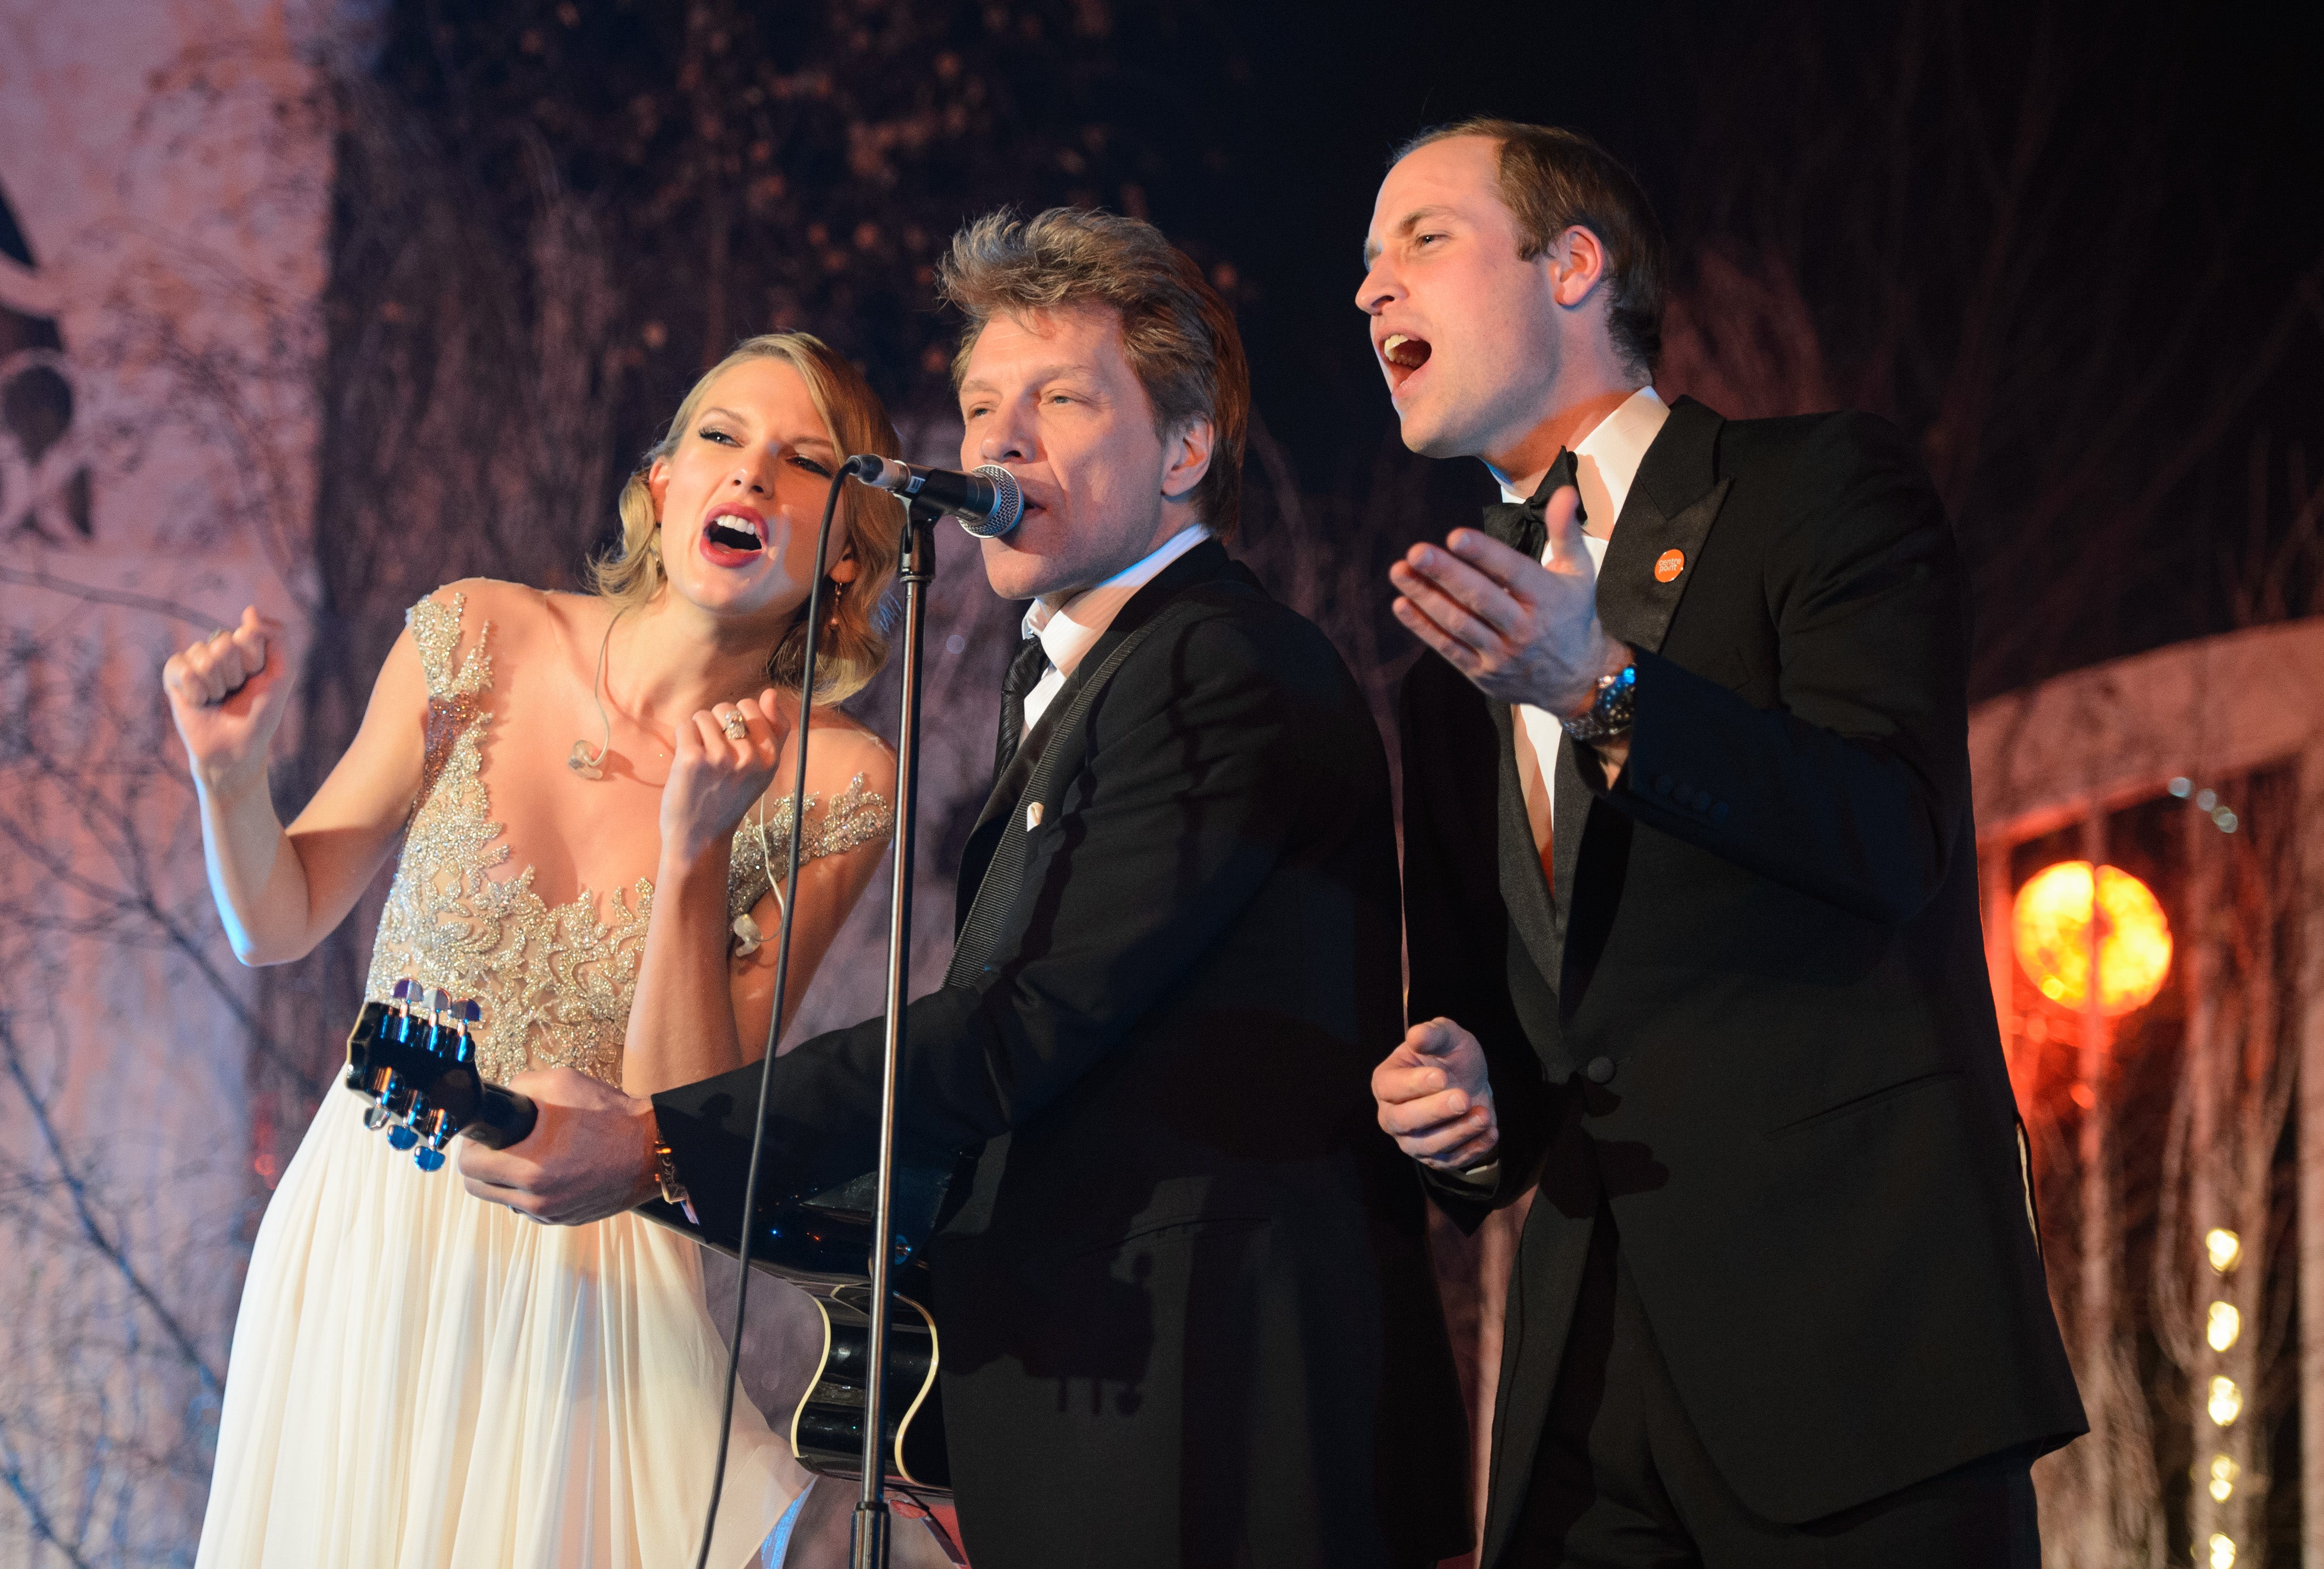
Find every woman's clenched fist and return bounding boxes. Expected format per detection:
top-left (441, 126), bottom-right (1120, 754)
top-left (162, 605), bottom-right (289, 794)
top-left (659, 687), bottom-right (787, 869)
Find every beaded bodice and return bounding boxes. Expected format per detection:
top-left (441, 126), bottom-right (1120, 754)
top-left (362, 593), bottom-right (893, 1088)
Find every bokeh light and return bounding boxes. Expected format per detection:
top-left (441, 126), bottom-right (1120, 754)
top-left (2207, 1228), bottom-right (2243, 1274)
top-left (2208, 1301), bottom-right (2242, 1352)
top-left (2013, 861), bottom-right (2173, 1015)
top-left (2210, 1454), bottom-right (2239, 1503)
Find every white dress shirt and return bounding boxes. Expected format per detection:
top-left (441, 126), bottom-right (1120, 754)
top-left (1501, 386), bottom-right (1668, 856)
top-left (1017, 522), bottom-right (1212, 736)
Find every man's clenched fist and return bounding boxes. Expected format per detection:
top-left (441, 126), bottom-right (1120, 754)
top-left (1371, 1016), bottom-right (1498, 1172)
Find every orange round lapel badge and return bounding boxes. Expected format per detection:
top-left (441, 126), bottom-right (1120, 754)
top-left (1654, 549), bottom-right (1685, 583)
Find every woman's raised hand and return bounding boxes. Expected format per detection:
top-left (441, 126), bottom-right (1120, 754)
top-left (661, 687), bottom-right (787, 868)
top-left (163, 605), bottom-right (291, 794)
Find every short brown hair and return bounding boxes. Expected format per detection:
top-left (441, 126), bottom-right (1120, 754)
top-left (596, 331), bottom-right (903, 702)
top-left (938, 207), bottom-right (1250, 538)
top-left (1396, 119), bottom-right (1668, 376)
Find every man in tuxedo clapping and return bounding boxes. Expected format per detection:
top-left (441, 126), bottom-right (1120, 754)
top-left (1364, 120), bottom-right (2086, 1567)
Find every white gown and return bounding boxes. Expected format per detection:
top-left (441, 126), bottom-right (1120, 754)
top-left (195, 593), bottom-right (894, 1568)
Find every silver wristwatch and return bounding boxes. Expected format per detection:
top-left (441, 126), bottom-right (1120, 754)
top-left (1560, 662), bottom-right (1637, 744)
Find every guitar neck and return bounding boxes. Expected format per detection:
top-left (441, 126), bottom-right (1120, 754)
top-left (456, 1083), bottom-right (537, 1149)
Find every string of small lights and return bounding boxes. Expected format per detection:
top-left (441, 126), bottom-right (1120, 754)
top-left (2167, 777), bottom-right (2241, 835)
top-left (2201, 1225), bottom-right (2244, 1568)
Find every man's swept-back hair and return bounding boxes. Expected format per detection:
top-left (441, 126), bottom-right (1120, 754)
top-left (938, 207), bottom-right (1249, 538)
top-left (1396, 119), bottom-right (1668, 376)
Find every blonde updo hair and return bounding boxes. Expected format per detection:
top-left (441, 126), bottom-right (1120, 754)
top-left (594, 331), bottom-right (905, 703)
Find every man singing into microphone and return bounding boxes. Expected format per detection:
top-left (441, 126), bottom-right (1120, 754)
top-left (1363, 121), bottom-right (2085, 1565)
top-left (460, 207), bottom-right (1469, 1569)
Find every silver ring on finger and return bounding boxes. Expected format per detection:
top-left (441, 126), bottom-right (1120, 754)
top-left (720, 710), bottom-right (749, 740)
top-left (206, 627), bottom-right (228, 644)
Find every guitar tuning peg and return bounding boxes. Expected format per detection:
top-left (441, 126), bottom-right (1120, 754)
top-left (363, 1106), bottom-right (392, 1132)
top-left (464, 1000), bottom-right (482, 1022)
top-left (413, 1146), bottom-right (445, 1173)
top-left (388, 1093), bottom-right (431, 1151)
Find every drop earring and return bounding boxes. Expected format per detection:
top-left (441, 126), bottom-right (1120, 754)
top-left (826, 578), bottom-right (847, 628)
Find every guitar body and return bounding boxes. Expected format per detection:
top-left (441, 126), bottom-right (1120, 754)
top-left (345, 985), bottom-right (953, 1493)
top-left (638, 1163), bottom-right (957, 1493)
top-left (792, 1281), bottom-right (947, 1490)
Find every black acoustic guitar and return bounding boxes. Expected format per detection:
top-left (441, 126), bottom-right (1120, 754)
top-left (344, 981), bottom-right (952, 1492)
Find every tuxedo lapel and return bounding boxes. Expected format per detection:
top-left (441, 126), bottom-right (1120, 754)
top-left (1471, 407), bottom-right (1729, 1010)
top-left (1479, 486), bottom-right (1564, 999)
top-left (1549, 735), bottom-right (1590, 925)
top-left (1503, 400), bottom-right (1727, 1019)
top-left (950, 541), bottom-right (1242, 944)
top-left (956, 702), bottom-right (1065, 934)
top-left (1593, 397), bottom-right (1730, 655)
top-left (1489, 700), bottom-right (1563, 999)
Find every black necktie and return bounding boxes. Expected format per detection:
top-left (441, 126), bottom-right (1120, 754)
top-left (996, 634), bottom-right (1050, 775)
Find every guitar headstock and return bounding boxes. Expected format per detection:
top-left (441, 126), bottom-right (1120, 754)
top-left (343, 978), bottom-right (490, 1172)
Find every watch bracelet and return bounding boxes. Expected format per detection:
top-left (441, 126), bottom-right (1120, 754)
top-left (1561, 661), bottom-right (1637, 744)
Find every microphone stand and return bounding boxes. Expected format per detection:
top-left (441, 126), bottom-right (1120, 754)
top-left (852, 496), bottom-right (943, 1569)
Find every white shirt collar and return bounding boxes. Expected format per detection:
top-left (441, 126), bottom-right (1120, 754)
top-left (1019, 522), bottom-right (1212, 681)
top-left (1496, 385), bottom-right (1670, 534)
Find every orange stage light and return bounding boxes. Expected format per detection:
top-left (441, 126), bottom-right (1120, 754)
top-left (2013, 861), bottom-right (2173, 1016)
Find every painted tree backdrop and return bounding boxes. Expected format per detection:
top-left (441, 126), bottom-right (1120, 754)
top-left (3, 0), bottom-right (2323, 1563)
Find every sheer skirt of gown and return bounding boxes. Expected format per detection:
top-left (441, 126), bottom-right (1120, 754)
top-left (195, 593), bottom-right (893, 1568)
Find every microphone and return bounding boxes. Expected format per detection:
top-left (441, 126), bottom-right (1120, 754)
top-left (845, 456), bottom-right (1023, 538)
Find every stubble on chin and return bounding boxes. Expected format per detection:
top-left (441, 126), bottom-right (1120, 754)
top-left (979, 538), bottom-right (1051, 604)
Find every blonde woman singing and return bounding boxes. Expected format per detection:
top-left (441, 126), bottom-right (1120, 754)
top-left (178, 333), bottom-right (902, 1566)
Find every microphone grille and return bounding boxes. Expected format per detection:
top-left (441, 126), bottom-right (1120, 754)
top-left (960, 464), bottom-right (1023, 539)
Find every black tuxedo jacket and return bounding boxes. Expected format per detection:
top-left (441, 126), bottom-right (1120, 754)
top-left (1401, 398), bottom-right (2086, 1560)
top-left (658, 541), bottom-right (1468, 1569)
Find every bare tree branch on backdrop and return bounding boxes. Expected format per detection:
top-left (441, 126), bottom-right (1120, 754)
top-left (1669, 0), bottom-right (2324, 699)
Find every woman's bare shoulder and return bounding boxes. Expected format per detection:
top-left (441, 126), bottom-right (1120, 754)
top-left (415, 579), bottom-right (590, 655)
top-left (415, 576), bottom-right (530, 611)
top-left (804, 709), bottom-right (898, 792)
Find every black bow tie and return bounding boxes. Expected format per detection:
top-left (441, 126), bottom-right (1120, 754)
top-left (1483, 448), bottom-right (1582, 559)
top-left (996, 634), bottom-right (1051, 775)
top-left (1529, 447), bottom-right (1583, 518)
